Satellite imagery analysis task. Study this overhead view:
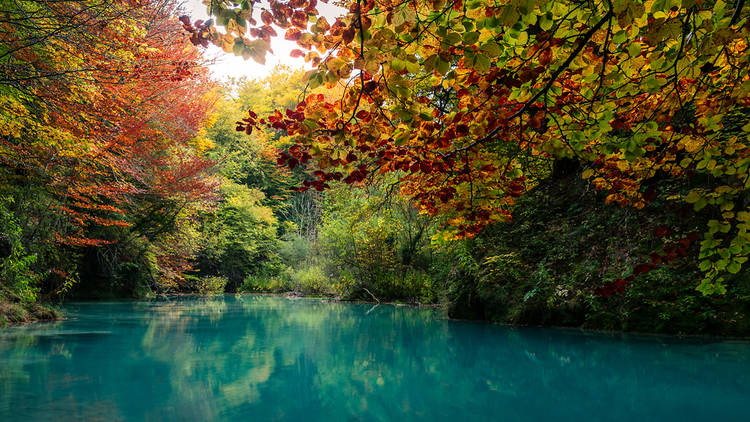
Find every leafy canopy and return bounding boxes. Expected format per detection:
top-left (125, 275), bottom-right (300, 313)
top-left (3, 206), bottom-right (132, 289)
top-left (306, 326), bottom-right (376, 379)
top-left (188, 0), bottom-right (750, 294)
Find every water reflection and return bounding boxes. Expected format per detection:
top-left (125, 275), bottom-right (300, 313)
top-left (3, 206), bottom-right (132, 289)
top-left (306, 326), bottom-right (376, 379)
top-left (1, 295), bottom-right (749, 421)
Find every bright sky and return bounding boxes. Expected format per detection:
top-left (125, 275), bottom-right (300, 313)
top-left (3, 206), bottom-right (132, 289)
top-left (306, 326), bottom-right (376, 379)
top-left (180, 0), bottom-right (344, 81)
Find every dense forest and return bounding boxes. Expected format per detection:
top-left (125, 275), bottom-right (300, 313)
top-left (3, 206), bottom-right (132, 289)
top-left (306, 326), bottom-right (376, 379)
top-left (1, 0), bottom-right (750, 336)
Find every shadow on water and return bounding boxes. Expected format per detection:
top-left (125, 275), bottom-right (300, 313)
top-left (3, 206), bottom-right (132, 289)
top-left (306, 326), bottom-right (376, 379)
top-left (1, 295), bottom-right (749, 421)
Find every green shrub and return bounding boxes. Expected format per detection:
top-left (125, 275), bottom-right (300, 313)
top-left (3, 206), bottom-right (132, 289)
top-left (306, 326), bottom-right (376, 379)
top-left (238, 264), bottom-right (339, 296)
top-left (292, 265), bottom-right (328, 295)
top-left (0, 197), bottom-right (41, 303)
top-left (278, 234), bottom-right (315, 268)
top-left (195, 276), bottom-right (227, 295)
top-left (330, 269), bottom-right (357, 298)
top-left (240, 272), bottom-right (293, 293)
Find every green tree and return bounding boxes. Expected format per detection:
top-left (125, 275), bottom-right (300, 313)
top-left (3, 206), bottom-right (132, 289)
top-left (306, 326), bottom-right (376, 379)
top-left (196, 181), bottom-right (281, 290)
top-left (318, 179), bottom-right (439, 302)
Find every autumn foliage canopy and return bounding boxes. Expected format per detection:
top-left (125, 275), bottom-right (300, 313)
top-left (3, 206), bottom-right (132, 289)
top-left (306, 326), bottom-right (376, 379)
top-left (0, 0), bottom-right (218, 289)
top-left (183, 0), bottom-right (750, 295)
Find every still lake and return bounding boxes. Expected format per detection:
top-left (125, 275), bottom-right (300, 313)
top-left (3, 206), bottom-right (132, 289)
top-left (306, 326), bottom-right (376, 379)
top-left (1, 295), bottom-right (748, 421)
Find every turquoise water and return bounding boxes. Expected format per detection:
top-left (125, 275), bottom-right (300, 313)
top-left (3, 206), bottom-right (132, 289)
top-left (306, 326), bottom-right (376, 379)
top-left (1, 295), bottom-right (748, 421)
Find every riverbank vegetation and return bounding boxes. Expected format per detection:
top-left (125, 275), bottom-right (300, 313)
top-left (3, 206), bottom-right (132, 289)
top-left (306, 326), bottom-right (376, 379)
top-left (1, 0), bottom-right (749, 335)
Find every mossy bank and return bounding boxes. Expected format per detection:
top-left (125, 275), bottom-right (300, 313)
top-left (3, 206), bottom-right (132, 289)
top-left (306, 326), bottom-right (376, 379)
top-left (0, 299), bottom-right (60, 327)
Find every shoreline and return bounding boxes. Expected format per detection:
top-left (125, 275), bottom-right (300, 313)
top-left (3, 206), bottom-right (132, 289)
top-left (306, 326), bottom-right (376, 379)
top-left (6, 293), bottom-right (749, 341)
top-left (243, 292), bottom-right (750, 341)
top-left (175, 292), bottom-right (750, 341)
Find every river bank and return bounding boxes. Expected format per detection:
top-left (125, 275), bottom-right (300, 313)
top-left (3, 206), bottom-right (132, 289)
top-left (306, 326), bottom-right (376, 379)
top-left (6, 292), bottom-right (750, 341)
top-left (5, 280), bottom-right (749, 341)
top-left (0, 299), bottom-right (61, 327)
top-left (259, 292), bottom-right (750, 340)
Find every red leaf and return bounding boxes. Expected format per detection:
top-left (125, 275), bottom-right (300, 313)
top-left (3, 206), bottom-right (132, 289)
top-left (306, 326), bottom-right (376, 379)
top-left (291, 10), bottom-right (308, 29)
top-left (285, 28), bottom-right (302, 41)
top-left (633, 264), bottom-right (652, 276)
top-left (654, 225), bottom-right (673, 237)
top-left (364, 81), bottom-right (378, 93)
top-left (342, 27), bottom-right (355, 44)
top-left (538, 48), bottom-right (552, 66)
top-left (261, 10), bottom-right (273, 25)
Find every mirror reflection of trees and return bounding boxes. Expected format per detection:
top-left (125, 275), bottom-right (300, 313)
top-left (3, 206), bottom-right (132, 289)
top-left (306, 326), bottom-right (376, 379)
top-left (2, 296), bottom-right (749, 421)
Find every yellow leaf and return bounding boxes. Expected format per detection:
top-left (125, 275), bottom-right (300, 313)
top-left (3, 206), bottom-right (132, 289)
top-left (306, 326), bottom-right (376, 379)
top-left (685, 190), bottom-right (702, 203)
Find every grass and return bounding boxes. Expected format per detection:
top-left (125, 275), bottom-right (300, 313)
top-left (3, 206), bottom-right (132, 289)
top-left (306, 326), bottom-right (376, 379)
top-left (0, 300), bottom-right (61, 327)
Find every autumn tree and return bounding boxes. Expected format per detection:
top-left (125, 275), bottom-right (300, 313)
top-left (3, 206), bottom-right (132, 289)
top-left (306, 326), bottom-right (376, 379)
top-left (0, 0), bottom-right (218, 295)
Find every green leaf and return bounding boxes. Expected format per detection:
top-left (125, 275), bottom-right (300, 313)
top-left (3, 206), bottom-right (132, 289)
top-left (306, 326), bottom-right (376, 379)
top-left (472, 53), bottom-right (491, 73)
top-left (392, 11), bottom-right (406, 27)
top-left (232, 40), bottom-right (244, 56)
top-left (309, 72), bottom-right (323, 89)
top-left (436, 57), bottom-right (451, 75)
top-left (462, 31), bottom-right (480, 44)
top-left (480, 41), bottom-right (502, 58)
top-left (422, 54), bottom-right (438, 72)
top-left (699, 259), bottom-right (712, 271)
top-left (627, 43), bottom-right (641, 57)
top-left (685, 190), bottom-right (702, 203)
top-left (444, 31), bottom-right (462, 46)
top-left (728, 260), bottom-right (742, 273)
top-left (539, 14), bottom-right (553, 31)
top-left (394, 130), bottom-right (409, 146)
top-left (498, 7), bottom-right (520, 26)
top-left (696, 277), bottom-right (727, 296)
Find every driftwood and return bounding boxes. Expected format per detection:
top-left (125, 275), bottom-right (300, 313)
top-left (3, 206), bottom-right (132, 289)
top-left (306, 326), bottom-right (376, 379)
top-left (362, 287), bottom-right (380, 303)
